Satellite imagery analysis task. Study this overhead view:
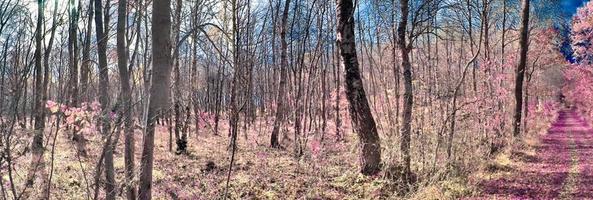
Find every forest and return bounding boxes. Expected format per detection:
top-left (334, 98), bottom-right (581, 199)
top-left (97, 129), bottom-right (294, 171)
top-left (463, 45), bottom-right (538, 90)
top-left (1, 0), bottom-right (593, 199)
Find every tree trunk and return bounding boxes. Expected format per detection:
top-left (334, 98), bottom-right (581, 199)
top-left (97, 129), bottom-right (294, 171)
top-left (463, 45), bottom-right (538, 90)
top-left (138, 0), bottom-right (172, 198)
top-left (68, 0), bottom-right (79, 106)
top-left (398, 0), bottom-right (413, 184)
top-left (224, 0), bottom-right (242, 197)
top-left (191, 18), bottom-right (200, 137)
top-left (335, 0), bottom-right (381, 175)
top-left (80, 0), bottom-right (93, 103)
top-left (173, 0), bottom-right (187, 154)
top-left (94, 0), bottom-right (115, 199)
top-left (271, 0), bottom-right (291, 148)
top-left (27, 0), bottom-right (47, 195)
top-left (70, 0), bottom-right (87, 157)
top-left (334, 41), bottom-right (342, 140)
top-left (0, 40), bottom-right (6, 116)
top-left (116, 0), bottom-right (136, 199)
top-left (513, 0), bottom-right (530, 137)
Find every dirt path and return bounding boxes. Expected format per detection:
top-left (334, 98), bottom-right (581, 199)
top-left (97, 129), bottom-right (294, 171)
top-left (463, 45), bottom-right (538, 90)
top-left (478, 109), bottom-right (593, 199)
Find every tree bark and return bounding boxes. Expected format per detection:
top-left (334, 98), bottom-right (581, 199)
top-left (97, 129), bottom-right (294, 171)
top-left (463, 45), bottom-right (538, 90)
top-left (69, 0), bottom-right (87, 158)
top-left (398, 0), bottom-right (413, 184)
top-left (116, 0), bottom-right (136, 199)
top-left (335, 0), bottom-right (381, 175)
top-left (94, 0), bottom-right (115, 199)
top-left (173, 0), bottom-right (187, 154)
top-left (271, 0), bottom-right (291, 148)
top-left (513, 0), bottom-right (530, 137)
top-left (68, 0), bottom-right (79, 106)
top-left (27, 0), bottom-right (47, 195)
top-left (80, 0), bottom-right (93, 103)
top-left (224, 0), bottom-right (243, 197)
top-left (138, 0), bottom-right (172, 198)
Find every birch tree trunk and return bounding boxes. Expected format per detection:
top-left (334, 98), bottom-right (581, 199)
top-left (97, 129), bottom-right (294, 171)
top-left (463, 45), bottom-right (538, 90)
top-left (335, 0), bottom-right (381, 175)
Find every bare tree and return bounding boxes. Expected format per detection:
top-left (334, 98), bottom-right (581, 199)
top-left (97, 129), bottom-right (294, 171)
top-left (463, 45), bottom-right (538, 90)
top-left (270, 0), bottom-right (291, 148)
top-left (116, 0), bottom-right (136, 199)
top-left (80, 0), bottom-right (93, 103)
top-left (138, 0), bottom-right (173, 198)
top-left (513, 0), bottom-right (530, 137)
top-left (397, 0), bottom-right (412, 184)
top-left (26, 0), bottom-right (47, 196)
top-left (336, 0), bottom-right (381, 175)
top-left (94, 0), bottom-right (116, 198)
top-left (68, 0), bottom-right (79, 106)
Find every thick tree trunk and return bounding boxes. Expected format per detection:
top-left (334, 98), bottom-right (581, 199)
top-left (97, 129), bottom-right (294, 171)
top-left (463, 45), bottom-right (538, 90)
top-left (27, 0), bottom-right (47, 195)
top-left (513, 0), bottom-right (530, 137)
top-left (271, 0), bottom-right (291, 148)
top-left (68, 0), bottom-right (79, 106)
top-left (482, 1), bottom-right (491, 60)
top-left (335, 0), bottom-right (381, 175)
top-left (173, 0), bottom-right (187, 154)
top-left (138, 0), bottom-right (172, 198)
top-left (398, 0), bottom-right (413, 184)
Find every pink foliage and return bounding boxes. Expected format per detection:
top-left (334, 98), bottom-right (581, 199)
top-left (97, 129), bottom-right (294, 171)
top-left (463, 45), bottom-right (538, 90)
top-left (460, 27), bottom-right (564, 135)
top-left (572, 1), bottom-right (593, 64)
top-left (90, 101), bottom-right (101, 112)
top-left (47, 100), bottom-right (102, 134)
top-left (45, 100), bottom-right (60, 114)
top-left (563, 65), bottom-right (593, 119)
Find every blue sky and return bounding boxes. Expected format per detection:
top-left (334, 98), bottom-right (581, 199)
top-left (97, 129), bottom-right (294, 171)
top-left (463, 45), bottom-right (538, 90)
top-left (561, 0), bottom-right (589, 18)
top-left (558, 0), bottom-right (589, 62)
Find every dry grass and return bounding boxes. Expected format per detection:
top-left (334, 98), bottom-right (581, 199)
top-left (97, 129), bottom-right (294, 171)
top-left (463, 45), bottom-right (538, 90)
top-left (3, 111), bottom-right (556, 199)
top-left (4, 118), bottom-right (396, 199)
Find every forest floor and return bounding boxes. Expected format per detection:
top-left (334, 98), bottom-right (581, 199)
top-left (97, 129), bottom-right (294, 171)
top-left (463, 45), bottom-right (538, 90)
top-left (475, 109), bottom-right (593, 199)
top-left (8, 110), bottom-right (593, 199)
top-left (10, 117), bottom-right (396, 199)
